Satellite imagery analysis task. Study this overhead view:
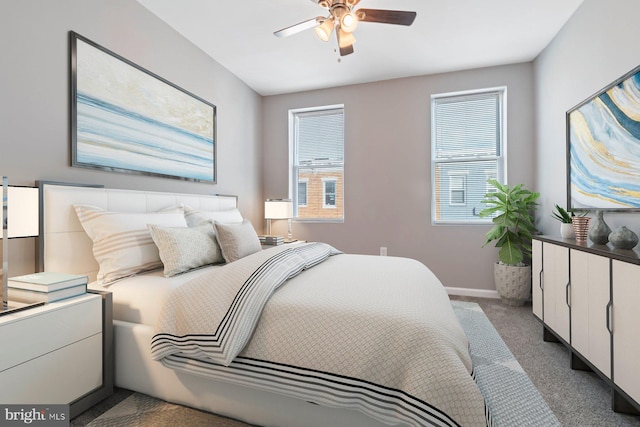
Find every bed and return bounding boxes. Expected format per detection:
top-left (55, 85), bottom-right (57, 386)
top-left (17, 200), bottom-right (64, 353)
top-left (40, 182), bottom-right (491, 427)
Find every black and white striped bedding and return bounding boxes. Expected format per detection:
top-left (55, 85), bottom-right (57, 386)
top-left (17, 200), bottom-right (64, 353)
top-left (151, 243), bottom-right (491, 427)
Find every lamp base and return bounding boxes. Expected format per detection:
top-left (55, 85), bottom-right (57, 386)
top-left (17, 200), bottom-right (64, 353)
top-left (0, 301), bottom-right (45, 317)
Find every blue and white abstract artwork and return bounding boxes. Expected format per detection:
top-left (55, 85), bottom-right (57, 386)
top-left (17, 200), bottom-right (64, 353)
top-left (569, 68), bottom-right (640, 209)
top-left (72, 34), bottom-right (215, 182)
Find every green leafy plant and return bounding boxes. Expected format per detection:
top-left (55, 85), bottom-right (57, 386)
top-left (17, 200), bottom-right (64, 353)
top-left (479, 179), bottom-right (540, 266)
top-left (552, 204), bottom-right (588, 223)
top-left (552, 204), bottom-right (573, 223)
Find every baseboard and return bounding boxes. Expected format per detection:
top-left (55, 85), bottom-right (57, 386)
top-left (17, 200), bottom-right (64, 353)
top-left (445, 286), bottom-right (499, 299)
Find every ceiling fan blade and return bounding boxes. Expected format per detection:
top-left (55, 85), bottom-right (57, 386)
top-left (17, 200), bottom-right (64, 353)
top-left (339, 44), bottom-right (355, 56)
top-left (357, 9), bottom-right (417, 26)
top-left (274, 17), bottom-right (323, 38)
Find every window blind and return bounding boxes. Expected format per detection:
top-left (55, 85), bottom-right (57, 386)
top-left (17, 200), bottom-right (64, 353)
top-left (290, 106), bottom-right (344, 221)
top-left (432, 89), bottom-right (505, 223)
top-left (296, 109), bottom-right (344, 164)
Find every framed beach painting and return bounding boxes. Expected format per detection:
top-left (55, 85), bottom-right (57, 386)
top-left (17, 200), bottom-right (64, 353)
top-left (567, 64), bottom-right (640, 211)
top-left (70, 32), bottom-right (216, 183)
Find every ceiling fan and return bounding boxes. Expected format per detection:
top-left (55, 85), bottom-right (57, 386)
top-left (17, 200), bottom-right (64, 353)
top-left (274, 0), bottom-right (417, 57)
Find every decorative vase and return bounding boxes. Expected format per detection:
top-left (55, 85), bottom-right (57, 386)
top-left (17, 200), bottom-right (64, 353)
top-left (588, 210), bottom-right (611, 244)
top-left (609, 226), bottom-right (639, 250)
top-left (572, 216), bottom-right (591, 243)
top-left (494, 262), bottom-right (531, 306)
top-left (560, 223), bottom-right (575, 239)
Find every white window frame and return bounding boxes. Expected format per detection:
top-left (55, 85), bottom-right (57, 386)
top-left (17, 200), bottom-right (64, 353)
top-left (448, 173), bottom-right (467, 206)
top-left (297, 179), bottom-right (308, 207)
top-left (289, 104), bottom-right (345, 223)
top-left (322, 177), bottom-right (338, 208)
top-left (431, 87), bottom-right (507, 225)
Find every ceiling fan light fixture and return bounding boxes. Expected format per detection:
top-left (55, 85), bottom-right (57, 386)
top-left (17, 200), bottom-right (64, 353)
top-left (340, 12), bottom-right (359, 33)
top-left (315, 17), bottom-right (334, 42)
top-left (338, 28), bottom-right (355, 48)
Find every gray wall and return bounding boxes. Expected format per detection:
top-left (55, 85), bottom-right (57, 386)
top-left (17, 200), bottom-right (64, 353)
top-left (7, 0), bottom-right (635, 294)
top-left (0, 0), bottom-right (262, 275)
top-left (535, 0), bottom-right (640, 235)
top-left (262, 63), bottom-right (535, 292)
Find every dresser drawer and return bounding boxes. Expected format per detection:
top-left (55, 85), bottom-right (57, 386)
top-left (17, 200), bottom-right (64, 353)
top-left (0, 294), bottom-right (101, 372)
top-left (0, 333), bottom-right (102, 403)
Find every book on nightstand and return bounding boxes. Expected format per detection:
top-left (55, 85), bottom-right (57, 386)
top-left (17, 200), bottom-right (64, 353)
top-left (8, 283), bottom-right (87, 304)
top-left (8, 272), bottom-right (88, 292)
top-left (8, 272), bottom-right (88, 304)
top-left (259, 235), bottom-right (284, 245)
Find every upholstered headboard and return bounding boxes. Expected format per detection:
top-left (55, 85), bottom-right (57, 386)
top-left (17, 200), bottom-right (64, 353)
top-left (38, 182), bottom-right (237, 282)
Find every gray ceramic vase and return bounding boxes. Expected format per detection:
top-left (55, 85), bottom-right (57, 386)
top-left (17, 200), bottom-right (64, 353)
top-left (588, 210), bottom-right (611, 244)
top-left (609, 226), bottom-right (639, 250)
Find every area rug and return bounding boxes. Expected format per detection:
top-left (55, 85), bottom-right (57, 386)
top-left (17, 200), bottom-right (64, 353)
top-left (87, 301), bottom-right (559, 427)
top-left (452, 300), bottom-right (560, 426)
top-left (85, 392), bottom-right (252, 427)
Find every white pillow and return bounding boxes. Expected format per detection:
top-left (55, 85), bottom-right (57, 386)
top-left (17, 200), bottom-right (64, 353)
top-left (148, 222), bottom-right (224, 277)
top-left (73, 204), bottom-right (187, 285)
top-left (183, 205), bottom-right (243, 227)
top-left (213, 219), bottom-right (262, 263)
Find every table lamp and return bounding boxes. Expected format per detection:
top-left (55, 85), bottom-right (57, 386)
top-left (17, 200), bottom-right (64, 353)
top-left (264, 199), bottom-right (294, 242)
top-left (1, 177), bottom-right (41, 315)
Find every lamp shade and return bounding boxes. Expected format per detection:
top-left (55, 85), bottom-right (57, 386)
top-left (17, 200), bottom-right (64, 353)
top-left (265, 199), bottom-right (293, 220)
top-left (338, 28), bottom-right (356, 48)
top-left (340, 12), bottom-right (359, 32)
top-left (0, 186), bottom-right (39, 239)
top-left (315, 18), bottom-right (334, 42)
top-left (1, 179), bottom-right (42, 315)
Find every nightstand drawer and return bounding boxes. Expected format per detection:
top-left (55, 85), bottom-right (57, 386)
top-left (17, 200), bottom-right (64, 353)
top-left (0, 333), bottom-right (102, 404)
top-left (0, 294), bottom-right (101, 372)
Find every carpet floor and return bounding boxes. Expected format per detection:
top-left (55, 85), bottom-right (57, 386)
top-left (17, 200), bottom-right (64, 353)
top-left (73, 296), bottom-right (640, 427)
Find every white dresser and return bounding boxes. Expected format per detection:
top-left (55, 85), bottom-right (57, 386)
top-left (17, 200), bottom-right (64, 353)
top-left (0, 291), bottom-right (113, 418)
top-left (533, 236), bottom-right (640, 415)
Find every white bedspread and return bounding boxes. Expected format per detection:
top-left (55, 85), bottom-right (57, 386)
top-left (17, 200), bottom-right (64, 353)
top-left (89, 265), bottom-right (221, 326)
top-left (151, 243), bottom-right (491, 427)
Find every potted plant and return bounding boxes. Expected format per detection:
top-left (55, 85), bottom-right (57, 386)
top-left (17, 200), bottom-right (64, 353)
top-left (552, 204), bottom-right (575, 239)
top-left (479, 179), bottom-right (539, 306)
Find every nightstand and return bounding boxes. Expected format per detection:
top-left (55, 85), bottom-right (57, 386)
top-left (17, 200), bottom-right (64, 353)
top-left (0, 291), bottom-right (113, 417)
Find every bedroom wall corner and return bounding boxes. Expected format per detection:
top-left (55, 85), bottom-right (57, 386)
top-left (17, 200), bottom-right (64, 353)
top-left (0, 0), bottom-right (263, 274)
top-left (261, 63), bottom-right (535, 292)
top-left (534, 0), bottom-right (640, 235)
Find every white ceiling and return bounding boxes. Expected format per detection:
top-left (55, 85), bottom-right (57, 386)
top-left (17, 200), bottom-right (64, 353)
top-left (136, 0), bottom-right (584, 96)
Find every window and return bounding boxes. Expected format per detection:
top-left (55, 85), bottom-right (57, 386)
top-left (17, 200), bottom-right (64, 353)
top-left (323, 178), bottom-right (337, 208)
top-left (431, 87), bottom-right (506, 224)
top-left (290, 105), bottom-right (344, 221)
top-left (297, 179), bottom-right (308, 207)
top-left (449, 174), bottom-right (467, 206)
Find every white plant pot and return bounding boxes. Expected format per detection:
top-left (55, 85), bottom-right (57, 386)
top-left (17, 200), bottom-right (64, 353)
top-left (494, 262), bottom-right (532, 306)
top-left (560, 222), bottom-right (575, 239)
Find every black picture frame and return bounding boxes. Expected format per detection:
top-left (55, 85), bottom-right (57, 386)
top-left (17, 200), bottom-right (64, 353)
top-left (70, 31), bottom-right (216, 183)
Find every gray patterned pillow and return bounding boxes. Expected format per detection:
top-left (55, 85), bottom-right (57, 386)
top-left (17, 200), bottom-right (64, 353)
top-left (213, 219), bottom-right (262, 263)
top-left (148, 222), bottom-right (224, 277)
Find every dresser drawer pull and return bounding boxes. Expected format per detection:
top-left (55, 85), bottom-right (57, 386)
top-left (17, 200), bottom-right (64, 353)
top-left (606, 301), bottom-right (613, 334)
